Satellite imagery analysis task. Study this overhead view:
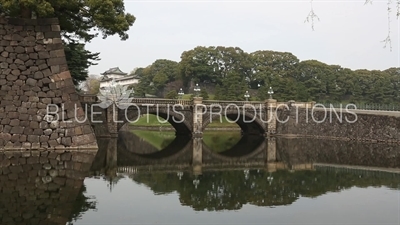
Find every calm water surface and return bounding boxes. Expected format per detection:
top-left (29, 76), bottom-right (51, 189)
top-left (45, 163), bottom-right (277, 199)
top-left (1, 130), bottom-right (400, 225)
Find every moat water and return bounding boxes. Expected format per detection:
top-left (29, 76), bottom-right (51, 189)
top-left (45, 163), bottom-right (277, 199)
top-left (1, 130), bottom-right (400, 225)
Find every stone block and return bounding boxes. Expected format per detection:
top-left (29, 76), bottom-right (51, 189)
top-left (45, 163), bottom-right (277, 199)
top-left (14, 46), bottom-right (24, 53)
top-left (22, 142), bottom-right (32, 149)
top-left (46, 43), bottom-right (63, 51)
top-left (47, 57), bottom-right (67, 66)
top-left (10, 126), bottom-right (24, 134)
top-left (19, 135), bottom-right (27, 142)
top-left (51, 25), bottom-right (61, 31)
top-left (17, 53), bottom-right (30, 61)
top-left (9, 119), bottom-right (20, 127)
top-left (38, 51), bottom-right (50, 59)
top-left (48, 140), bottom-right (58, 147)
top-left (6, 74), bottom-right (18, 81)
top-left (44, 31), bottom-right (60, 39)
top-left (71, 133), bottom-right (96, 146)
top-left (26, 78), bottom-right (37, 86)
top-left (33, 71), bottom-right (43, 79)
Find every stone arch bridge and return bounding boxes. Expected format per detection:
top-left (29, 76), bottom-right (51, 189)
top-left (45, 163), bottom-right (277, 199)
top-left (78, 95), bottom-right (314, 138)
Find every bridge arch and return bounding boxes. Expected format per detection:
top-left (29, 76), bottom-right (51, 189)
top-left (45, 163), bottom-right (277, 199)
top-left (202, 110), bottom-right (266, 135)
top-left (118, 106), bottom-right (193, 135)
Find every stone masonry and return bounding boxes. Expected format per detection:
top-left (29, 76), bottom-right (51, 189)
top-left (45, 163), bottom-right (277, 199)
top-left (0, 16), bottom-right (98, 150)
top-left (277, 107), bottom-right (400, 143)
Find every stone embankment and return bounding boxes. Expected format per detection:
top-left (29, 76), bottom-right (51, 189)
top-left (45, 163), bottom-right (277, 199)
top-left (276, 107), bottom-right (400, 143)
top-left (0, 16), bottom-right (97, 150)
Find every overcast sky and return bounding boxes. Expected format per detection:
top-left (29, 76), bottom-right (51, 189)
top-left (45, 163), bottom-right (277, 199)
top-left (87, 0), bottom-right (399, 75)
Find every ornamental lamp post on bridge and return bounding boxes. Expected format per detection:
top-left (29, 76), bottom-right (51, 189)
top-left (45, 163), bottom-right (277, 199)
top-left (244, 90), bottom-right (250, 102)
top-left (178, 88), bottom-right (184, 99)
top-left (194, 83), bottom-right (201, 97)
top-left (268, 86), bottom-right (274, 99)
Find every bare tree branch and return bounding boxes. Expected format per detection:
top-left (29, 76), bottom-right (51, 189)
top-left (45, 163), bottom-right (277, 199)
top-left (364, 0), bottom-right (395, 51)
top-left (304, 0), bottom-right (320, 31)
top-left (381, 0), bottom-right (393, 51)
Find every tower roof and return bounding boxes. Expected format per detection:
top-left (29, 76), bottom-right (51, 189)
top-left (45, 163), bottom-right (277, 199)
top-left (100, 67), bottom-right (127, 76)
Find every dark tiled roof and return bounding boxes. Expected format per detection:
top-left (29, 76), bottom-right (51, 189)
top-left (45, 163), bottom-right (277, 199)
top-left (100, 67), bottom-right (127, 75)
top-left (99, 75), bottom-right (140, 83)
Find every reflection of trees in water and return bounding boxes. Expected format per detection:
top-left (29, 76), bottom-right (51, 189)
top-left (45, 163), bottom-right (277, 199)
top-left (130, 169), bottom-right (400, 211)
top-left (68, 185), bottom-right (97, 224)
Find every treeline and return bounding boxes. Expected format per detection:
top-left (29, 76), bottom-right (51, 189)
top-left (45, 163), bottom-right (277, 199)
top-left (130, 46), bottom-right (400, 104)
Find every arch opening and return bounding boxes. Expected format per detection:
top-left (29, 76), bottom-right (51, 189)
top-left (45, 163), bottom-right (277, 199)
top-left (117, 130), bottom-right (192, 161)
top-left (121, 110), bottom-right (192, 136)
top-left (203, 112), bottom-right (266, 136)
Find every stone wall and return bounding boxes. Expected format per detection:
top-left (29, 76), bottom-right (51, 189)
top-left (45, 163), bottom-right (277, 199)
top-left (0, 150), bottom-right (96, 225)
top-left (0, 16), bottom-right (97, 150)
top-left (276, 107), bottom-right (400, 143)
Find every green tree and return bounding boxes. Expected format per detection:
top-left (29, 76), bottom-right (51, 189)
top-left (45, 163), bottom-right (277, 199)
top-left (179, 46), bottom-right (217, 86)
top-left (200, 89), bottom-right (209, 100)
top-left (218, 71), bottom-right (247, 101)
top-left (214, 84), bottom-right (223, 100)
top-left (134, 60), bottom-right (179, 97)
top-left (64, 42), bottom-right (100, 85)
top-left (165, 90), bottom-right (178, 99)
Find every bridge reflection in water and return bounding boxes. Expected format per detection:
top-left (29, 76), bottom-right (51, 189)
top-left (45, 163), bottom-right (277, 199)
top-left (2, 134), bottom-right (400, 224)
top-left (92, 131), bottom-right (274, 174)
top-left (93, 131), bottom-right (400, 173)
top-left (88, 132), bottom-right (400, 213)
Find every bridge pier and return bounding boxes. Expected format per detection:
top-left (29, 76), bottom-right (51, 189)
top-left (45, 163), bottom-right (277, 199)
top-left (266, 99), bottom-right (277, 137)
top-left (106, 105), bottom-right (119, 138)
top-left (193, 97), bottom-right (204, 138)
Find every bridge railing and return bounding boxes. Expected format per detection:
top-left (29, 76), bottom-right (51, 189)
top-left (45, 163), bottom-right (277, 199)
top-left (316, 103), bottom-right (400, 111)
top-left (202, 100), bottom-right (265, 107)
top-left (131, 98), bottom-right (192, 105)
top-left (285, 101), bottom-right (314, 108)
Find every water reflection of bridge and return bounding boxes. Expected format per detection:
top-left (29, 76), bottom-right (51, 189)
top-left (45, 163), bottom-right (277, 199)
top-left (115, 162), bottom-right (315, 176)
top-left (2, 135), bottom-right (400, 223)
top-left (91, 132), bottom-right (276, 174)
top-left (91, 130), bottom-right (400, 177)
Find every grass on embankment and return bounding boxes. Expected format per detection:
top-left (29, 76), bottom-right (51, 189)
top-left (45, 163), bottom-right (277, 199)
top-left (131, 115), bottom-right (173, 127)
top-left (132, 130), bottom-right (175, 150)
